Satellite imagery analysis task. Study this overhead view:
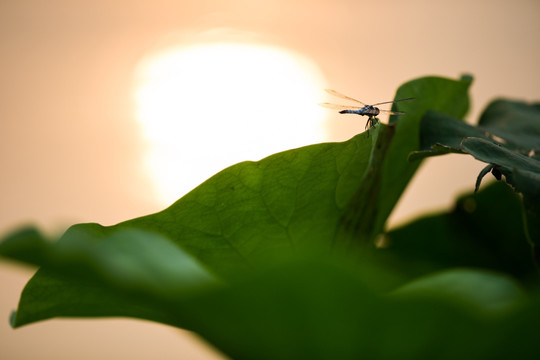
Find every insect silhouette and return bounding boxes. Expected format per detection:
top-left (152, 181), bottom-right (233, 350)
top-left (320, 89), bottom-right (415, 130)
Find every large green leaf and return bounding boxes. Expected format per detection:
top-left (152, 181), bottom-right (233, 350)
top-left (1, 75), bottom-right (472, 329)
top-left (391, 268), bottom-right (526, 315)
top-left (174, 259), bottom-right (536, 360)
top-left (2, 75), bottom-right (540, 359)
top-left (4, 226), bottom-right (219, 328)
top-left (374, 75), bottom-right (472, 235)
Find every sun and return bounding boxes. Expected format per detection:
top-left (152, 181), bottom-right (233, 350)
top-left (134, 42), bottom-right (328, 205)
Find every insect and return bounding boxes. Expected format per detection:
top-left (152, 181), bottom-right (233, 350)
top-left (320, 89), bottom-right (415, 130)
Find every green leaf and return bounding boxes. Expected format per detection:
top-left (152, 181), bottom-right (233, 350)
top-left (409, 98), bottom-right (540, 262)
top-left (14, 267), bottom-right (179, 328)
top-left (382, 181), bottom-right (538, 283)
top-left (5, 74), bottom-right (540, 358)
top-left (461, 137), bottom-right (540, 192)
top-left (0, 75), bottom-right (473, 329)
top-left (391, 268), bottom-right (526, 315)
top-left (176, 259), bottom-right (536, 360)
top-left (410, 99), bottom-right (540, 162)
top-left (463, 139), bottom-right (540, 260)
top-left (376, 76), bottom-right (472, 234)
top-left (335, 124), bottom-right (396, 244)
top-left (5, 226), bottom-right (220, 328)
top-left (0, 227), bottom-right (51, 265)
top-left (118, 132), bottom-right (377, 272)
top-left (408, 111), bottom-right (492, 161)
top-left (478, 99), bottom-right (540, 152)
top-left (409, 100), bottom-right (540, 188)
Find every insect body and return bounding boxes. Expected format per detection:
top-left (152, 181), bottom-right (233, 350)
top-left (320, 89), bottom-right (415, 130)
top-left (339, 104), bottom-right (382, 129)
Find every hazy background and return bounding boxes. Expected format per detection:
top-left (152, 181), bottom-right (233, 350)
top-left (1, 0), bottom-right (539, 359)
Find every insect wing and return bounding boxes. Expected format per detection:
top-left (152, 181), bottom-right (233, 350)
top-left (325, 89), bottom-right (366, 106)
top-left (319, 102), bottom-right (364, 111)
top-left (371, 97), bottom-right (415, 106)
top-left (378, 110), bottom-right (406, 115)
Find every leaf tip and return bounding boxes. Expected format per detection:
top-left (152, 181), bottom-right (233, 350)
top-left (9, 310), bottom-right (17, 328)
top-left (475, 164), bottom-right (495, 193)
top-left (460, 73), bottom-right (474, 83)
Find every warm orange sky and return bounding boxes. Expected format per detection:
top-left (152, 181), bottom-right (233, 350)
top-left (1, 1), bottom-right (539, 359)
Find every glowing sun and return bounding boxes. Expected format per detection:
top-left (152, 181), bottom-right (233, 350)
top-left (134, 42), bottom-right (327, 205)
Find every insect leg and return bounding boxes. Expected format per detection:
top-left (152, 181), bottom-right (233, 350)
top-left (365, 116), bottom-right (372, 130)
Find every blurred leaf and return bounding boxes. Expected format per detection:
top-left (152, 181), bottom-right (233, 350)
top-left (391, 268), bottom-right (526, 315)
top-left (0, 227), bottom-right (51, 265)
top-left (14, 267), bottom-right (179, 328)
top-left (4, 226), bottom-right (219, 328)
top-left (176, 259), bottom-right (537, 360)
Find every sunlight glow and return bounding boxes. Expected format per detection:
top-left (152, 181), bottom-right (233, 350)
top-left (134, 42), bottom-right (327, 205)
